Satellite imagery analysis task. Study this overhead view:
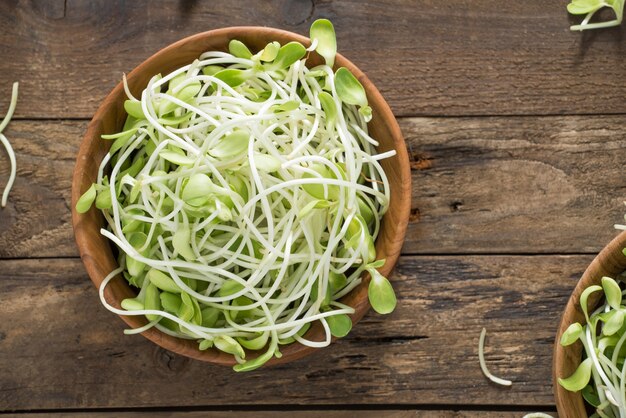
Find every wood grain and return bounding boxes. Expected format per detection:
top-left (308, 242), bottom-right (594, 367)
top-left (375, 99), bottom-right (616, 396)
top-left (0, 255), bottom-right (586, 409)
top-left (0, 0), bottom-right (625, 118)
top-left (5, 411), bottom-right (556, 418)
top-left (404, 115), bottom-right (626, 254)
top-left (0, 121), bottom-right (81, 258)
top-left (2, 115), bottom-right (626, 258)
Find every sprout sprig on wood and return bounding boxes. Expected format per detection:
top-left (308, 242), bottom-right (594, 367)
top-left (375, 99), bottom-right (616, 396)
top-left (567, 0), bottom-right (625, 31)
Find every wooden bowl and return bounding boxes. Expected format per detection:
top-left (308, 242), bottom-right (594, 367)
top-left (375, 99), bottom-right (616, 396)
top-left (554, 230), bottom-right (626, 416)
top-left (71, 27), bottom-right (411, 367)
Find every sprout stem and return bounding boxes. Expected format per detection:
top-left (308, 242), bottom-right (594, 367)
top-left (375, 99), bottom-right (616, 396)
top-left (0, 82), bottom-right (18, 207)
top-left (478, 328), bottom-right (513, 386)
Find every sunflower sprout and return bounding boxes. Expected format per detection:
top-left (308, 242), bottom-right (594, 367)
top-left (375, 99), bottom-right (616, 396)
top-left (479, 327), bottom-right (513, 386)
top-left (567, 0), bottom-right (625, 31)
top-left (0, 82), bottom-right (18, 208)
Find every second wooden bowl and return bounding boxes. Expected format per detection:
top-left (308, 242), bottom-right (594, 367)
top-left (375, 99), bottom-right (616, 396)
top-left (71, 27), bottom-right (412, 367)
top-left (553, 230), bottom-right (626, 417)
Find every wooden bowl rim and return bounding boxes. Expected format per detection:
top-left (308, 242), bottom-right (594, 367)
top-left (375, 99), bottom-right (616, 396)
top-left (71, 26), bottom-right (412, 366)
top-left (553, 230), bottom-right (626, 416)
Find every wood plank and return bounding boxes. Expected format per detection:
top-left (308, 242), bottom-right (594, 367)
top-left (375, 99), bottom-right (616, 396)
top-left (5, 410), bottom-right (556, 418)
top-left (0, 121), bottom-right (82, 258)
top-left (0, 0), bottom-right (625, 118)
top-left (0, 255), bottom-right (585, 409)
top-left (404, 115), bottom-right (626, 254)
top-left (2, 116), bottom-right (625, 257)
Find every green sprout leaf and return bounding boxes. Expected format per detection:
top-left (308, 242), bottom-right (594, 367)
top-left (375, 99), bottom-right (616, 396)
top-left (199, 339), bottom-right (214, 350)
top-left (603, 309), bottom-right (625, 336)
top-left (101, 127), bottom-right (139, 141)
top-left (177, 292), bottom-right (195, 322)
top-left (209, 131), bottom-right (250, 159)
top-left (272, 100), bottom-right (299, 112)
top-left (76, 183), bottom-right (96, 213)
top-left (327, 313), bottom-right (352, 337)
top-left (160, 80), bottom-right (201, 116)
top-left (182, 173), bottom-right (214, 206)
top-left (121, 298), bottom-right (144, 311)
top-left (147, 268), bottom-right (181, 293)
top-left (267, 42), bottom-right (306, 70)
top-left (238, 331), bottom-right (270, 350)
top-left (219, 279), bottom-right (245, 297)
top-left (159, 150), bottom-right (196, 166)
top-left (229, 39), bottom-right (253, 59)
top-left (581, 384), bottom-right (601, 407)
top-left (214, 335), bottom-right (246, 359)
top-left (335, 67), bottom-right (368, 107)
top-left (357, 195), bottom-right (375, 225)
top-left (580, 284), bottom-right (603, 322)
top-left (158, 111), bottom-right (192, 126)
top-left (560, 322), bottom-right (583, 346)
top-left (214, 69), bottom-right (250, 87)
top-left (160, 292), bottom-right (182, 313)
top-left (126, 232), bottom-right (148, 277)
top-left (359, 105), bottom-right (372, 122)
top-left (144, 283), bottom-right (162, 321)
top-left (278, 322), bottom-right (311, 345)
top-left (329, 271), bottom-right (347, 293)
top-left (201, 307), bottom-right (220, 327)
top-left (567, 0), bottom-right (624, 30)
top-left (253, 153), bottom-right (282, 172)
top-left (302, 164), bottom-right (340, 200)
top-left (567, 0), bottom-right (603, 14)
top-left (602, 276), bottom-right (622, 310)
top-left (260, 41), bottom-right (281, 62)
top-left (558, 357), bottom-right (593, 392)
top-left (95, 187), bottom-right (113, 210)
top-left (310, 18), bottom-right (337, 68)
top-left (233, 338), bottom-right (277, 372)
top-left (318, 91), bottom-right (337, 125)
top-left (172, 225), bottom-right (196, 261)
top-left (201, 65), bottom-right (223, 76)
top-left (124, 99), bottom-right (145, 119)
top-left (368, 259), bottom-right (386, 269)
top-left (297, 199), bottom-right (332, 218)
top-left (368, 269), bottom-right (397, 314)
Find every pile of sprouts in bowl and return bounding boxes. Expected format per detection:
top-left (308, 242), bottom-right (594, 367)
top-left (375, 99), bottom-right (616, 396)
top-left (76, 19), bottom-right (397, 371)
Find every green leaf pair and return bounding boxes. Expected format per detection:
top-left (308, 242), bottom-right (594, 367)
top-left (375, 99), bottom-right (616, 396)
top-left (335, 68), bottom-right (371, 122)
top-left (367, 268), bottom-right (396, 315)
top-left (566, 0), bottom-right (624, 31)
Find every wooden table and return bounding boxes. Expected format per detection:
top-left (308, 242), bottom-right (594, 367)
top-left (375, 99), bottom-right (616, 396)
top-left (1, 0), bottom-right (625, 416)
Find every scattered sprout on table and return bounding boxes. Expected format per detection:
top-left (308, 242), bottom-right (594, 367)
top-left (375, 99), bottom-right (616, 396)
top-left (0, 82), bottom-right (18, 208)
top-left (77, 19), bottom-right (399, 371)
top-left (567, 0), bottom-right (625, 31)
top-left (478, 327), bottom-right (513, 386)
top-left (558, 275), bottom-right (626, 417)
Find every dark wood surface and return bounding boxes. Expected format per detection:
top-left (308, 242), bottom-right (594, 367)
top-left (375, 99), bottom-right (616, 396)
top-left (2, 0), bottom-right (625, 416)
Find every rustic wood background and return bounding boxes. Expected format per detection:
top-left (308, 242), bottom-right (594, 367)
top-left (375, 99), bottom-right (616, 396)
top-left (1, 0), bottom-right (626, 416)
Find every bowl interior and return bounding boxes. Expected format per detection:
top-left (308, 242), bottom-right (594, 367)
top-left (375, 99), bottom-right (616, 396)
top-left (554, 231), bottom-right (626, 416)
top-left (71, 27), bottom-right (412, 366)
